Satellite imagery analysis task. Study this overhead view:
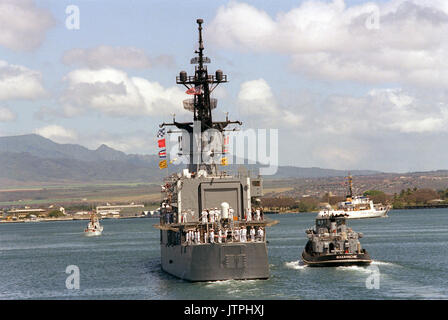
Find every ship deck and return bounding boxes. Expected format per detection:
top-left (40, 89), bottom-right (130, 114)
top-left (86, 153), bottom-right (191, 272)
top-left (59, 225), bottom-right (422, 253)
top-left (153, 218), bottom-right (278, 231)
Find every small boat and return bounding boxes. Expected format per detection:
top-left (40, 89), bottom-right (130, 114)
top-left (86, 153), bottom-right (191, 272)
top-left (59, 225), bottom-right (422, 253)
top-left (320, 175), bottom-right (390, 219)
top-left (301, 212), bottom-right (372, 267)
top-left (84, 212), bottom-right (103, 237)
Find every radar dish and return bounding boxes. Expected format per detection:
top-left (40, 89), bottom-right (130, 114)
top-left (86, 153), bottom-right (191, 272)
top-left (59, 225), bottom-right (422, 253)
top-left (183, 98), bottom-right (217, 112)
top-left (190, 57), bottom-right (211, 64)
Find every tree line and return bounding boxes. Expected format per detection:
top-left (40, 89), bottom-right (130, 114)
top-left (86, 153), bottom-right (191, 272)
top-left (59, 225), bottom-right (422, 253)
top-left (261, 187), bottom-right (448, 212)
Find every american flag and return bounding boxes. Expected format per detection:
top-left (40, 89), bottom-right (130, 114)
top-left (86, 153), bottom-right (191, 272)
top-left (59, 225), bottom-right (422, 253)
top-left (186, 86), bottom-right (202, 95)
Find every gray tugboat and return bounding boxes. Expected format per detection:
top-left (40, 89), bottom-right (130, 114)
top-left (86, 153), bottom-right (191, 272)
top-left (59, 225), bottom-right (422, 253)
top-left (301, 212), bottom-right (372, 267)
top-left (153, 19), bottom-right (277, 281)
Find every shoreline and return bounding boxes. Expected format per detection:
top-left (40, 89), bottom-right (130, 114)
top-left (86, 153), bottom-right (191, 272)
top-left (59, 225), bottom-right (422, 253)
top-left (0, 215), bottom-right (157, 224)
top-left (265, 206), bottom-right (448, 214)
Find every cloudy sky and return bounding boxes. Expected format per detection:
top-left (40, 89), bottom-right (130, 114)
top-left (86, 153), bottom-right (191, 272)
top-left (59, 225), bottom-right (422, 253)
top-left (0, 0), bottom-right (447, 173)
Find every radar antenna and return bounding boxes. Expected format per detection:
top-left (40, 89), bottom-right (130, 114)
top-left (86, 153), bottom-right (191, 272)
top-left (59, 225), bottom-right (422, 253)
top-left (346, 173), bottom-right (353, 199)
top-left (159, 19), bottom-right (241, 174)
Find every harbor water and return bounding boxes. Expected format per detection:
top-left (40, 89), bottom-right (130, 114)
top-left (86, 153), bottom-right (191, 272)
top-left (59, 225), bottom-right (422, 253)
top-left (1, 209), bottom-right (448, 299)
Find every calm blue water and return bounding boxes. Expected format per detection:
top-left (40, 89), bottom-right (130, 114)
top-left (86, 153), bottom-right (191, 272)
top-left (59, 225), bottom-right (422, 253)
top-left (1, 209), bottom-right (448, 299)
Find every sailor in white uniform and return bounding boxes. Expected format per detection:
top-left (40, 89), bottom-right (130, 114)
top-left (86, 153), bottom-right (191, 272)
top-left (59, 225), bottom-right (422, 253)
top-left (204, 230), bottom-right (208, 243)
top-left (250, 227), bottom-right (255, 242)
top-left (246, 208), bottom-right (252, 221)
top-left (224, 229), bottom-right (228, 243)
top-left (257, 227), bottom-right (264, 241)
top-left (195, 230), bottom-right (200, 244)
top-left (209, 209), bottom-right (215, 223)
top-left (256, 208), bottom-right (261, 221)
top-left (229, 207), bottom-right (234, 221)
top-left (241, 227), bottom-right (247, 242)
top-left (215, 208), bottom-right (221, 221)
top-left (234, 228), bottom-right (240, 241)
top-left (201, 210), bottom-right (208, 223)
top-left (217, 229), bottom-right (222, 243)
top-left (209, 229), bottom-right (215, 243)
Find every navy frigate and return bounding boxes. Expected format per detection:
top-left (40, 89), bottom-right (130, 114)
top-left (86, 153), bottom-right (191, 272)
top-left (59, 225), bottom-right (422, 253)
top-left (153, 19), bottom-right (277, 281)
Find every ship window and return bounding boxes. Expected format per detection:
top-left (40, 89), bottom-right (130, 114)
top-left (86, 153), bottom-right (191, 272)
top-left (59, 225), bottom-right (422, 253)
top-left (316, 219), bottom-right (326, 227)
top-left (252, 181), bottom-right (261, 187)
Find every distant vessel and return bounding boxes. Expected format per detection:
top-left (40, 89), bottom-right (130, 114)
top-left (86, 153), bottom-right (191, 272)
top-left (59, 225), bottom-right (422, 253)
top-left (84, 212), bottom-right (103, 236)
top-left (321, 175), bottom-right (389, 219)
top-left (24, 214), bottom-right (41, 222)
top-left (302, 212), bottom-right (372, 267)
top-left (153, 19), bottom-right (277, 281)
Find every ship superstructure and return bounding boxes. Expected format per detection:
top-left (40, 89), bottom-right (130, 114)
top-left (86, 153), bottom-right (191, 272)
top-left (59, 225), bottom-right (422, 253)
top-left (84, 212), bottom-right (103, 237)
top-left (153, 19), bottom-right (276, 281)
top-left (321, 175), bottom-right (390, 219)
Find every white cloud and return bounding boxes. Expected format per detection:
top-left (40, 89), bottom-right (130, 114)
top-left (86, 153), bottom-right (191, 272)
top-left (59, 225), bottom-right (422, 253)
top-left (321, 88), bottom-right (448, 134)
top-left (209, 0), bottom-right (448, 87)
top-left (60, 68), bottom-right (186, 117)
top-left (312, 144), bottom-right (367, 169)
top-left (34, 125), bottom-right (78, 143)
top-left (0, 60), bottom-right (46, 100)
top-left (0, 0), bottom-right (54, 51)
top-left (207, 1), bottom-right (448, 171)
top-left (237, 78), bottom-right (302, 127)
top-left (235, 77), bottom-right (448, 170)
top-left (0, 106), bottom-right (15, 121)
top-left (62, 46), bottom-right (174, 69)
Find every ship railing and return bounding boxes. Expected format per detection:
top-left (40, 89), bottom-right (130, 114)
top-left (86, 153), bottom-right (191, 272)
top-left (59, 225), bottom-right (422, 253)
top-left (165, 220), bottom-right (271, 245)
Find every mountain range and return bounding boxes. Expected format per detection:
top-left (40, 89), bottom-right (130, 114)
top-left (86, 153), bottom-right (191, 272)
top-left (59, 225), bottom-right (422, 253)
top-left (0, 134), bottom-right (380, 185)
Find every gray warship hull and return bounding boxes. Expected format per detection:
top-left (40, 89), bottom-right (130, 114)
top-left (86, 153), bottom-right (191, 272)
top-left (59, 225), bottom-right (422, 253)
top-left (161, 236), bottom-right (269, 281)
top-left (154, 19), bottom-right (275, 282)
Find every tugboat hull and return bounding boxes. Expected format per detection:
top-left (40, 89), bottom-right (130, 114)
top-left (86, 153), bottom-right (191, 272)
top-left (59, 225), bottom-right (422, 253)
top-left (161, 240), bottom-right (269, 281)
top-left (301, 250), bottom-right (372, 267)
top-left (84, 230), bottom-right (102, 237)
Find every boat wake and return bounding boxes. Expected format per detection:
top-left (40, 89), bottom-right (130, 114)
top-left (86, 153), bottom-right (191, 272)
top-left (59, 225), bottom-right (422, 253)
top-left (371, 260), bottom-right (396, 266)
top-left (204, 279), bottom-right (260, 287)
top-left (336, 265), bottom-right (372, 273)
top-left (284, 260), bottom-right (307, 270)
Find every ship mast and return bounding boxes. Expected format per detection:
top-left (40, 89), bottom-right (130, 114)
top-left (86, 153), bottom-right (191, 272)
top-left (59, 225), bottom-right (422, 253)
top-left (346, 174), bottom-right (353, 199)
top-left (160, 19), bottom-right (241, 175)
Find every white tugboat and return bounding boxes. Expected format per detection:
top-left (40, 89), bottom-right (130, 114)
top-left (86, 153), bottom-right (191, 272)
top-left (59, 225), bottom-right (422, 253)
top-left (320, 175), bottom-right (390, 219)
top-left (84, 212), bottom-right (103, 236)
